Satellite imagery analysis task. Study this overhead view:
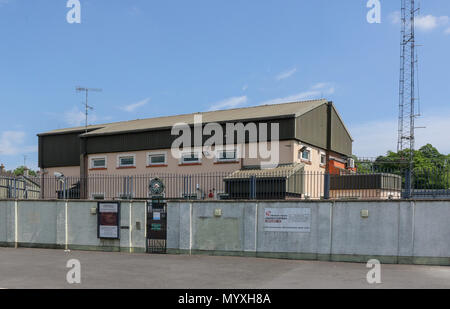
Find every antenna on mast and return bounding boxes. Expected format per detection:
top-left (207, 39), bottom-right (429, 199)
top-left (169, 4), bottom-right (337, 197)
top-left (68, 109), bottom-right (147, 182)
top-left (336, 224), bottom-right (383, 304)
top-left (76, 87), bottom-right (103, 133)
top-left (397, 0), bottom-right (420, 163)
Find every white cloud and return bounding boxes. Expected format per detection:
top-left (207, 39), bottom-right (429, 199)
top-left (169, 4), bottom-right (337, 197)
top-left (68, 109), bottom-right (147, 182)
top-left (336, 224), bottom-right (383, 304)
top-left (415, 15), bottom-right (449, 31)
top-left (445, 28), bottom-right (450, 35)
top-left (275, 68), bottom-right (297, 81)
top-left (259, 82), bottom-right (335, 106)
top-left (209, 96), bottom-right (248, 111)
top-left (120, 98), bottom-right (150, 113)
top-left (64, 107), bottom-right (98, 127)
top-left (390, 11), bottom-right (449, 32)
top-left (0, 131), bottom-right (37, 156)
top-left (350, 113), bottom-right (450, 158)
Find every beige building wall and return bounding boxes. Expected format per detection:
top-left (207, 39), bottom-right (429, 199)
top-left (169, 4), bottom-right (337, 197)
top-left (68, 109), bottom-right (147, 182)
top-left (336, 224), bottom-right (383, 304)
top-left (38, 140), bottom-right (348, 200)
top-left (86, 140), bottom-right (300, 176)
top-left (44, 166), bottom-right (81, 178)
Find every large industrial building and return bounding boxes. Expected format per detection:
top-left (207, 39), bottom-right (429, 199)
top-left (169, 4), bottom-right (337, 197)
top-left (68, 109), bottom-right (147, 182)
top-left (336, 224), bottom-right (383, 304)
top-left (38, 99), bottom-right (355, 199)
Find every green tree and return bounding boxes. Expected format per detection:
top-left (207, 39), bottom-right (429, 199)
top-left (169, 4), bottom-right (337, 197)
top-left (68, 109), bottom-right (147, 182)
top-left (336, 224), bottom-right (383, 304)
top-left (371, 144), bottom-right (449, 189)
top-left (13, 166), bottom-right (37, 177)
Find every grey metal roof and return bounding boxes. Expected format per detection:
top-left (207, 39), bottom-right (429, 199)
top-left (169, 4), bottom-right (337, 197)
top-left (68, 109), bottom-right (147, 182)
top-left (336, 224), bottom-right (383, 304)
top-left (39, 99), bottom-right (328, 137)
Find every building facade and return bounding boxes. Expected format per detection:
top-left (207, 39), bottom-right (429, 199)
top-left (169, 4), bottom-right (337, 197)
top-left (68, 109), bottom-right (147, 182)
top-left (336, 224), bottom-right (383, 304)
top-left (38, 99), bottom-right (354, 199)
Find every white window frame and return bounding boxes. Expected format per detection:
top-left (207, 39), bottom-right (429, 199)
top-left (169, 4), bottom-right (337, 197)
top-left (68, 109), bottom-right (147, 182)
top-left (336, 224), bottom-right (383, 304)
top-left (215, 149), bottom-right (238, 163)
top-left (117, 154), bottom-right (136, 168)
top-left (300, 148), bottom-right (312, 162)
top-left (91, 193), bottom-right (105, 200)
top-left (90, 156), bottom-right (107, 169)
top-left (320, 152), bottom-right (327, 166)
top-left (180, 151), bottom-right (202, 165)
top-left (147, 152), bottom-right (167, 166)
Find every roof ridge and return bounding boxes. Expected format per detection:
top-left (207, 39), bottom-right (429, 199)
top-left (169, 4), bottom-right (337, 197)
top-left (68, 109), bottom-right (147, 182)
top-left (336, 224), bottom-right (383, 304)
top-left (112, 98), bottom-right (327, 123)
top-left (39, 98), bottom-right (328, 136)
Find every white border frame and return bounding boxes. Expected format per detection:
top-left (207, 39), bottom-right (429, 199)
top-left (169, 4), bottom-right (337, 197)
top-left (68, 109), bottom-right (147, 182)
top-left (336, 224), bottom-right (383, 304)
top-left (180, 151), bottom-right (202, 165)
top-left (299, 147), bottom-right (312, 163)
top-left (214, 148), bottom-right (239, 163)
top-left (117, 153), bottom-right (136, 168)
top-left (147, 151), bottom-right (168, 166)
top-left (320, 152), bottom-right (327, 167)
top-left (91, 193), bottom-right (105, 200)
top-left (90, 156), bottom-right (107, 169)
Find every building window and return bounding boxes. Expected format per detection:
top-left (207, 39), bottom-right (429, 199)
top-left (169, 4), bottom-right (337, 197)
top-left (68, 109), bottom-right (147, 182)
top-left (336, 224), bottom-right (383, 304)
top-left (148, 152), bottom-right (167, 166)
top-left (216, 150), bottom-right (237, 162)
top-left (320, 154), bottom-right (326, 166)
top-left (92, 193), bottom-right (105, 200)
top-left (181, 152), bottom-right (201, 165)
top-left (300, 149), bottom-right (311, 162)
top-left (117, 154), bottom-right (136, 168)
top-left (90, 157), bottom-right (107, 169)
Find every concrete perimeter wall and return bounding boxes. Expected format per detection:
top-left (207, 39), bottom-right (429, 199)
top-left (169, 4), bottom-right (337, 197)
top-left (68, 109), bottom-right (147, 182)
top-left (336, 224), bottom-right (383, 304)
top-left (0, 200), bottom-right (146, 253)
top-left (167, 200), bottom-right (450, 266)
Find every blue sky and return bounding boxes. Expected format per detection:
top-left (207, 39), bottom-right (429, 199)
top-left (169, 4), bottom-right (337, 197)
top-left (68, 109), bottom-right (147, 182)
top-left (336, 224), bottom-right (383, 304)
top-left (0, 0), bottom-right (450, 170)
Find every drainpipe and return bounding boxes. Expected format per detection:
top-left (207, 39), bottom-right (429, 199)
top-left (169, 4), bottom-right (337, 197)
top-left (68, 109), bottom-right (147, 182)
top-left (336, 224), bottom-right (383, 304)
top-left (323, 101), bottom-right (333, 200)
top-left (80, 136), bottom-right (88, 200)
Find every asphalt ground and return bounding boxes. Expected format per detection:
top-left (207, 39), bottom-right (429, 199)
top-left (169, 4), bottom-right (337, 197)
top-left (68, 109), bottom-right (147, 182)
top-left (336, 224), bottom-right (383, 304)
top-left (0, 248), bottom-right (449, 289)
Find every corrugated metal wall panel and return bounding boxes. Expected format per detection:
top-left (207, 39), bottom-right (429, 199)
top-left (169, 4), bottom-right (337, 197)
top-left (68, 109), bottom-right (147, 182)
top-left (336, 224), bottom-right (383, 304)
top-left (296, 104), bottom-right (327, 149)
top-left (39, 133), bottom-right (81, 168)
top-left (331, 108), bottom-right (353, 156)
top-left (39, 118), bottom-right (296, 168)
top-left (86, 118), bottom-right (296, 155)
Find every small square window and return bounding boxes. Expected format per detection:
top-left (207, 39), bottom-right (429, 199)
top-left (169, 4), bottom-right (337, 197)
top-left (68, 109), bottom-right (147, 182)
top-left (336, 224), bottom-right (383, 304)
top-left (118, 155), bottom-right (135, 167)
top-left (301, 150), bottom-right (311, 161)
top-left (321, 154), bottom-right (326, 166)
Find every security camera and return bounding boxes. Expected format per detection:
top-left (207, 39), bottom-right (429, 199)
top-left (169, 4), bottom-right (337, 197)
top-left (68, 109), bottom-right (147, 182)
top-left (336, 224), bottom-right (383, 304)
top-left (54, 172), bottom-right (64, 179)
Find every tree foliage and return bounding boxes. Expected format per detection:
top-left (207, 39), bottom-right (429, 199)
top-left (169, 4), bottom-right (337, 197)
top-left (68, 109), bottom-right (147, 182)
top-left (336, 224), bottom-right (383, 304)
top-left (13, 166), bottom-right (37, 177)
top-left (356, 144), bottom-right (450, 190)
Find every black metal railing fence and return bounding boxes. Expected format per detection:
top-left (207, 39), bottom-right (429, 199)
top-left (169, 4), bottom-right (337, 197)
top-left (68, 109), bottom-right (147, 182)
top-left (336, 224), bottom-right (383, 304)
top-left (1, 168), bottom-right (449, 201)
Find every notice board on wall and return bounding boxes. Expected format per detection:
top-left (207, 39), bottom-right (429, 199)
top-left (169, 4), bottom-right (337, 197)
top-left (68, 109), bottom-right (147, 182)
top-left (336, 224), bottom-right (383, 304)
top-left (97, 202), bottom-right (120, 239)
top-left (264, 208), bottom-right (311, 233)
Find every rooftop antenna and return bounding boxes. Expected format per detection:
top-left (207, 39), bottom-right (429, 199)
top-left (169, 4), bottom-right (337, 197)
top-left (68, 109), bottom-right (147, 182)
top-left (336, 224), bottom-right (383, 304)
top-left (76, 87), bottom-right (102, 133)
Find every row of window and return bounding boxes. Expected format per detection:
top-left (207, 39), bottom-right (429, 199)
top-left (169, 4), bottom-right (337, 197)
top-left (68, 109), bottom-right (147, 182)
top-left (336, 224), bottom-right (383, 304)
top-left (90, 150), bottom-right (238, 169)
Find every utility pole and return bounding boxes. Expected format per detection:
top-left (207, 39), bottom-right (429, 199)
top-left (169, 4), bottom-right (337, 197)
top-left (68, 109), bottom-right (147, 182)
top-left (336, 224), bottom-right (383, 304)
top-left (76, 87), bottom-right (102, 133)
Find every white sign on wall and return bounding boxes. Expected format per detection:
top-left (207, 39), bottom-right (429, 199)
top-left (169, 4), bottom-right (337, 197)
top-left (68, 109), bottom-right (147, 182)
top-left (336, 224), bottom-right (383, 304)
top-left (264, 208), bottom-right (311, 233)
top-left (98, 202), bottom-right (120, 239)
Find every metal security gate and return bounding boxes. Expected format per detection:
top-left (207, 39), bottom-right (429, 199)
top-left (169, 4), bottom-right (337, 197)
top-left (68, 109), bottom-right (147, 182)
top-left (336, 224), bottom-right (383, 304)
top-left (146, 199), bottom-right (167, 254)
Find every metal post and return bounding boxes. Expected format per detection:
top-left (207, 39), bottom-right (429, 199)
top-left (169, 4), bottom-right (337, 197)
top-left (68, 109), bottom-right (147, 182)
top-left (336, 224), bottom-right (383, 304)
top-left (404, 168), bottom-right (412, 199)
top-left (323, 173), bottom-right (330, 200)
top-left (14, 177), bottom-right (17, 199)
top-left (250, 176), bottom-right (257, 200)
top-left (23, 177), bottom-right (28, 199)
top-left (63, 177), bottom-right (67, 200)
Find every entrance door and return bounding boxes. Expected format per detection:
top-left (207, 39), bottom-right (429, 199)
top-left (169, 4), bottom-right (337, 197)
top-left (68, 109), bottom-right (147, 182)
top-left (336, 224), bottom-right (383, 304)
top-left (146, 199), bottom-right (167, 254)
